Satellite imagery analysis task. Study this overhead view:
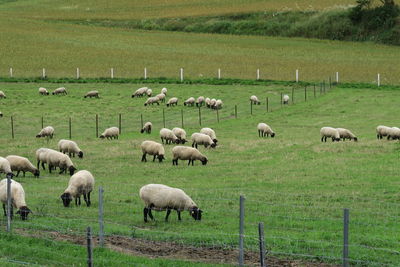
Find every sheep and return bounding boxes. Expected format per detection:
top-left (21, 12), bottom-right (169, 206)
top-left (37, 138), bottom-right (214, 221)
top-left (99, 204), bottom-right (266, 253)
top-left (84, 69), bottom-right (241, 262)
top-left (184, 97), bottom-right (195, 106)
top-left (250, 95), bottom-right (261, 105)
top-left (0, 91), bottom-right (6, 99)
top-left (141, 122), bottom-right (152, 134)
top-left (58, 139), bottom-right (84, 158)
top-left (376, 125), bottom-right (391, 139)
top-left (144, 96), bottom-right (160, 106)
top-left (0, 111), bottom-right (2, 117)
top-left (257, 123), bottom-right (275, 138)
top-left (141, 141), bottom-right (165, 162)
top-left (146, 88), bottom-right (153, 97)
top-left (172, 146), bottom-right (208, 166)
top-left (160, 128), bottom-right (179, 144)
top-left (214, 99), bottom-right (223, 110)
top-left (0, 179), bottom-right (32, 220)
top-left (6, 155), bottom-right (40, 178)
top-left (205, 97), bottom-right (211, 108)
top-left (200, 128), bottom-right (218, 144)
top-left (36, 126), bottom-right (54, 139)
top-left (388, 127), bottom-right (400, 140)
top-left (52, 87), bottom-right (67, 95)
top-left (140, 183), bottom-right (202, 222)
top-left (0, 157), bottom-right (14, 178)
top-left (39, 87), bottom-right (49, 95)
top-left (60, 170), bottom-right (94, 207)
top-left (35, 148), bottom-right (52, 170)
top-left (320, 127), bottom-right (341, 142)
top-left (209, 98), bottom-right (216, 109)
top-left (191, 133), bottom-right (216, 149)
top-left (99, 127), bottom-right (119, 140)
top-left (283, 94), bottom-right (290, 104)
top-left (84, 90), bottom-right (99, 98)
top-left (132, 87), bottom-right (148, 98)
top-left (166, 97), bottom-right (178, 107)
top-left (161, 87), bottom-right (168, 95)
top-left (336, 128), bottom-right (358, 142)
top-left (45, 150), bottom-right (76, 175)
top-left (155, 93), bottom-right (166, 103)
top-left (172, 127), bottom-right (187, 144)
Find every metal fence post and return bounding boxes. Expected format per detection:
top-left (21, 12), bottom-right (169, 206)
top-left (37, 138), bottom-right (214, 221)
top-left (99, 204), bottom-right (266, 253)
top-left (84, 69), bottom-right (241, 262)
top-left (95, 114), bottom-right (98, 138)
top-left (140, 114), bottom-right (143, 129)
top-left (87, 227), bottom-right (93, 267)
top-left (280, 93), bottom-right (283, 107)
top-left (6, 176), bottom-right (12, 232)
top-left (11, 116), bottom-right (14, 139)
top-left (198, 107), bottom-right (201, 126)
top-left (266, 97), bottom-right (269, 112)
top-left (216, 109), bottom-right (219, 123)
top-left (304, 86), bottom-right (307, 101)
top-left (343, 209), bottom-right (349, 267)
top-left (118, 113), bottom-right (122, 134)
top-left (41, 116), bottom-right (44, 129)
top-left (258, 222), bottom-right (265, 267)
top-left (239, 195), bottom-right (245, 266)
top-left (69, 117), bottom-right (72, 139)
top-left (250, 101), bottom-right (253, 115)
top-left (98, 187), bottom-right (104, 248)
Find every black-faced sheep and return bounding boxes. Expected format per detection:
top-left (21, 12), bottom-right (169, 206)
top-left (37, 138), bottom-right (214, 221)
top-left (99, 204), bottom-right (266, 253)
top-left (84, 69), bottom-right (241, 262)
top-left (0, 179), bottom-right (32, 220)
top-left (172, 127), bottom-right (187, 144)
top-left (320, 127), bottom-right (341, 142)
top-left (100, 127), bottom-right (119, 139)
top-left (35, 148), bottom-right (51, 170)
top-left (58, 139), bottom-right (84, 158)
top-left (146, 88), bottom-right (152, 97)
top-left (161, 87), bottom-right (168, 95)
top-left (160, 128), bottom-right (179, 144)
top-left (376, 125), bottom-right (391, 139)
top-left (257, 123), bottom-right (275, 138)
top-left (52, 87), bottom-right (67, 95)
top-left (132, 87), bottom-right (147, 98)
top-left (141, 122), bottom-right (152, 134)
top-left (60, 170), bottom-right (94, 207)
top-left (39, 87), bottom-right (49, 95)
top-left (184, 97), bottom-right (195, 106)
top-left (45, 149), bottom-right (76, 175)
top-left (250, 95), bottom-right (261, 105)
top-left (191, 133), bottom-right (216, 149)
top-left (166, 97), bottom-right (178, 107)
top-left (144, 97), bottom-right (160, 106)
top-left (141, 141), bottom-right (165, 163)
top-left (196, 96), bottom-right (205, 107)
top-left (84, 90), bottom-right (99, 98)
top-left (0, 157), bottom-right (14, 178)
top-left (200, 128), bottom-right (218, 144)
top-left (388, 127), bottom-right (400, 140)
top-left (6, 155), bottom-right (40, 178)
top-left (336, 128), bottom-right (358, 141)
top-left (283, 94), bottom-right (290, 104)
top-left (156, 93), bottom-right (166, 103)
top-left (172, 146), bottom-right (208, 166)
top-left (36, 126), bottom-right (54, 139)
top-left (0, 91), bottom-right (6, 99)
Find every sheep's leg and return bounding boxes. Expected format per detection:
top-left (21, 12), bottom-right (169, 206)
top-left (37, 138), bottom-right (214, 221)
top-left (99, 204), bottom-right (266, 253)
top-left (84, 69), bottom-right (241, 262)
top-left (2, 204), bottom-right (6, 216)
top-left (16, 171), bottom-right (20, 177)
top-left (161, 138), bottom-right (164, 144)
top-left (165, 209), bottom-right (171, 222)
top-left (143, 207), bottom-right (149, 222)
top-left (23, 171), bottom-right (26, 177)
top-left (75, 198), bottom-right (78, 206)
top-left (148, 209), bottom-right (154, 221)
top-left (87, 192), bottom-right (91, 206)
top-left (191, 142), bottom-right (195, 148)
top-left (59, 168), bottom-right (65, 174)
top-left (188, 160), bottom-right (191, 166)
top-left (78, 197), bottom-right (81, 206)
top-left (37, 160), bottom-right (40, 169)
top-left (83, 194), bottom-right (89, 207)
top-left (41, 162), bottom-right (46, 170)
top-left (141, 153), bottom-right (147, 162)
top-left (177, 210), bottom-right (181, 221)
top-left (153, 155), bottom-right (157, 162)
top-left (192, 160), bottom-right (195, 166)
top-left (49, 165), bottom-right (52, 173)
top-left (195, 143), bottom-right (198, 149)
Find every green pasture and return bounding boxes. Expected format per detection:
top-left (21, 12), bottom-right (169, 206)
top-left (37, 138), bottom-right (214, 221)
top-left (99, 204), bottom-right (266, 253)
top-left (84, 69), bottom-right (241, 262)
top-left (0, 82), bottom-right (398, 266)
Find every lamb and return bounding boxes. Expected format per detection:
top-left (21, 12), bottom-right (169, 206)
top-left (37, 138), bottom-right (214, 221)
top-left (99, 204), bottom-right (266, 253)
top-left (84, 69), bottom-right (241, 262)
top-left (141, 141), bottom-right (165, 162)
top-left (146, 88), bottom-right (153, 97)
top-left (387, 127), bottom-right (400, 140)
top-left (214, 99), bottom-right (223, 110)
top-left (250, 95), bottom-right (261, 105)
top-left (99, 127), bottom-right (119, 139)
top-left (132, 87), bottom-right (148, 98)
top-left (184, 97), bottom-right (195, 106)
top-left (140, 183), bottom-right (202, 222)
top-left (144, 96), bottom-right (160, 106)
top-left (172, 146), bottom-right (208, 166)
top-left (84, 90), bottom-right (99, 98)
top-left (196, 96), bottom-right (205, 107)
top-left (376, 125), bottom-right (391, 139)
top-left (60, 170), bottom-right (94, 207)
top-left (141, 122), bottom-right (152, 134)
top-left (161, 87), bottom-right (168, 95)
top-left (283, 94), bottom-right (290, 104)
top-left (160, 128), bottom-right (179, 144)
top-left (6, 155), bottom-right (40, 178)
top-left (191, 133), bottom-right (216, 149)
top-left (166, 97), bottom-right (178, 107)
top-left (45, 150), bottom-right (76, 175)
top-left (0, 157), bottom-right (14, 178)
top-left (0, 179), bottom-right (32, 220)
top-left (200, 128), bottom-right (218, 144)
top-left (36, 126), bottom-right (54, 139)
top-left (58, 139), bottom-right (84, 158)
top-left (155, 93), bottom-right (166, 103)
top-left (320, 127), bottom-right (341, 142)
top-left (52, 87), bottom-right (67, 95)
top-left (35, 148), bottom-right (52, 170)
top-left (39, 87), bottom-right (49, 95)
top-left (172, 127), bottom-right (187, 144)
top-left (257, 123), bottom-right (275, 138)
top-left (336, 128), bottom-right (358, 141)
top-left (0, 91), bottom-right (6, 98)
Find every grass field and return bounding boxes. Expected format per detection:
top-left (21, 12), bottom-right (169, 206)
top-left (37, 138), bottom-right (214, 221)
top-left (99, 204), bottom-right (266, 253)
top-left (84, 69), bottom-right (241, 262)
top-left (0, 82), bottom-right (399, 266)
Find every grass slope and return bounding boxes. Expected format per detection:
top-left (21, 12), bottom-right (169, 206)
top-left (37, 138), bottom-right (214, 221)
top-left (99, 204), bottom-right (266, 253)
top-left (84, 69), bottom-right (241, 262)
top-left (0, 82), bottom-right (399, 266)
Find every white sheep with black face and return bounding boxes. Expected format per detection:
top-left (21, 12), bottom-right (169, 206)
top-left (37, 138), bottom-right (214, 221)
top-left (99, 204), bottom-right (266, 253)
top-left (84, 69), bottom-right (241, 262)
top-left (200, 128), bottom-right (218, 144)
top-left (45, 149), bottom-right (77, 176)
top-left (387, 127), bottom-right (400, 140)
top-left (283, 94), bottom-right (290, 104)
top-left (336, 128), bottom-right (358, 142)
top-left (141, 122), bottom-right (152, 134)
top-left (0, 91), bottom-right (6, 98)
top-left (191, 133), bottom-right (216, 149)
top-left (52, 87), bottom-right (67, 95)
top-left (160, 128), bottom-right (179, 144)
top-left (99, 127), bottom-right (119, 140)
top-left (172, 146), bottom-right (208, 166)
top-left (376, 125), bottom-right (391, 139)
top-left (84, 90), bottom-right (99, 98)
top-left (132, 87), bottom-right (148, 98)
top-left (6, 155), bottom-right (40, 178)
top-left (172, 127), bottom-right (187, 144)
top-left (184, 97), bottom-right (195, 106)
top-left (250, 95), bottom-right (261, 105)
top-left (320, 127), bottom-right (340, 142)
top-left (58, 139), bottom-right (84, 158)
top-left (60, 170), bottom-right (94, 207)
top-left (144, 97), bottom-right (160, 106)
top-left (141, 141), bottom-right (165, 163)
top-left (39, 87), bottom-right (49, 95)
top-left (0, 179), bottom-right (32, 220)
top-left (166, 97), bottom-right (178, 107)
top-left (196, 96), bottom-right (205, 107)
top-left (0, 157), bottom-right (14, 178)
top-left (257, 123), bottom-right (275, 138)
top-left (36, 126), bottom-right (54, 139)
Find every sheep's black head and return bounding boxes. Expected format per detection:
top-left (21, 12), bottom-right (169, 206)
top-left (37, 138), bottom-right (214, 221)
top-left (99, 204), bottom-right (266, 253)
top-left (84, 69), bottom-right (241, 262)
top-left (212, 139), bottom-right (218, 144)
top-left (17, 206), bottom-right (32, 220)
top-left (84, 95), bottom-right (87, 98)
top-left (0, 113), bottom-right (3, 117)
top-left (353, 137), bottom-right (358, 142)
top-left (144, 103), bottom-right (147, 106)
top-left (34, 170), bottom-right (40, 178)
top-left (61, 193), bottom-right (72, 207)
top-left (52, 92), bottom-right (55, 95)
top-left (184, 103), bottom-right (187, 106)
top-left (271, 133), bottom-right (276, 138)
top-left (6, 172), bottom-right (14, 179)
top-left (99, 135), bottom-right (105, 139)
top-left (158, 155), bottom-right (165, 162)
top-left (180, 139), bottom-right (187, 144)
top-left (174, 139), bottom-right (180, 144)
top-left (69, 166), bottom-right (76, 176)
top-left (166, 104), bottom-right (170, 107)
top-left (210, 143), bottom-right (216, 148)
top-left (132, 95), bottom-right (135, 98)
top-left (190, 207), bottom-right (202, 221)
top-left (36, 134), bottom-right (42, 138)
top-left (78, 151), bottom-right (84, 158)
top-left (140, 129), bottom-right (144, 133)
top-left (46, 92), bottom-right (49, 95)
top-left (201, 158), bottom-right (208, 165)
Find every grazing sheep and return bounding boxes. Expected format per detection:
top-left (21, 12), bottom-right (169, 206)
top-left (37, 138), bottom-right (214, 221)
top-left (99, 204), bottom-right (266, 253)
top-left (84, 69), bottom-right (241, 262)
top-left (376, 125), bottom-right (391, 139)
top-left (214, 99), bottom-right (223, 110)
top-left (172, 127), bottom-right (187, 144)
top-left (60, 170), bottom-right (94, 207)
top-left (200, 128), bottom-right (218, 144)
top-left (140, 183), bottom-right (202, 222)
top-left (160, 128), bottom-right (179, 144)
top-left (320, 127), bottom-right (341, 142)
top-left (172, 146), bottom-right (208, 166)
top-left (141, 141), bottom-right (165, 162)
top-left (39, 87), bottom-right (49, 95)
top-left (161, 87), bottom-right (168, 95)
top-left (209, 98), bottom-right (216, 109)
top-left (0, 179), bottom-right (32, 220)
top-left (257, 123), bottom-right (275, 138)
top-left (205, 97), bottom-right (211, 108)
top-left (146, 88), bottom-right (153, 97)
top-left (184, 97), bottom-right (195, 106)
top-left (191, 133), bottom-right (216, 149)
top-left (196, 96), bottom-right (205, 107)
top-left (6, 155), bottom-right (39, 178)
top-left (336, 128), bottom-right (358, 142)
top-left (250, 95), bottom-right (261, 105)
top-left (388, 127), bottom-right (400, 140)
top-left (58, 139), bottom-right (84, 158)
top-left (0, 112), bottom-right (2, 117)
top-left (144, 96), bottom-right (160, 106)
top-left (45, 150), bottom-right (76, 175)
top-left (99, 127), bottom-right (119, 140)
top-left (166, 97), bottom-right (178, 107)
top-left (35, 148), bottom-right (52, 170)
top-left (283, 94), bottom-right (290, 104)
top-left (84, 90), bottom-right (99, 98)
top-left (132, 87), bottom-right (148, 98)
top-left (36, 126), bottom-right (54, 139)
top-left (141, 122), bottom-right (152, 134)
top-left (52, 87), bottom-right (67, 95)
top-left (0, 91), bottom-right (6, 99)
top-left (0, 157), bottom-right (14, 178)
top-left (155, 93), bottom-right (166, 103)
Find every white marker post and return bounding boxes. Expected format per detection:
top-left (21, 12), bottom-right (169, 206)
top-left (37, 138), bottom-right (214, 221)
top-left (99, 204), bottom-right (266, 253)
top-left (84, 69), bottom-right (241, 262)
top-left (111, 68), bottom-right (114, 79)
top-left (336, 72), bottom-right (339, 84)
top-left (180, 68), bottom-right (184, 82)
top-left (218, 68), bottom-right (221, 80)
top-left (257, 69), bottom-right (260, 80)
top-left (296, 69), bottom-right (299, 83)
top-left (76, 68), bottom-right (80, 79)
top-left (144, 67), bottom-right (147, 79)
top-left (377, 73), bottom-right (380, 87)
top-left (9, 68), bottom-right (13, 78)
